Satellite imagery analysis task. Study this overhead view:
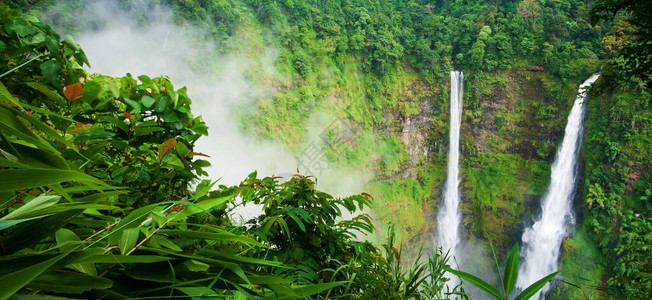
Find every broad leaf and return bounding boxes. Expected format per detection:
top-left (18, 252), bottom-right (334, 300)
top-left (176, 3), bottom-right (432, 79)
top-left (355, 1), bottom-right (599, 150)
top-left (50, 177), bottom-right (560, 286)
top-left (40, 60), bottom-right (61, 83)
top-left (158, 138), bottom-right (177, 158)
top-left (140, 95), bottom-right (155, 108)
top-left (62, 83), bottom-right (83, 101)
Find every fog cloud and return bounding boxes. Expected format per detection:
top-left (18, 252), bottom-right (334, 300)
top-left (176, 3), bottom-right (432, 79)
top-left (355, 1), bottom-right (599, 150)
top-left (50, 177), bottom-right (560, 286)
top-left (46, 0), bottom-right (372, 200)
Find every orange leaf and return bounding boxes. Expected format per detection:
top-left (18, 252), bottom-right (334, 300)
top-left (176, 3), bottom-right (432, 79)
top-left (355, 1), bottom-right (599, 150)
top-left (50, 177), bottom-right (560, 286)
top-left (63, 83), bottom-right (83, 101)
top-left (165, 204), bottom-right (186, 215)
top-left (188, 151), bottom-right (211, 158)
top-left (158, 138), bottom-right (177, 158)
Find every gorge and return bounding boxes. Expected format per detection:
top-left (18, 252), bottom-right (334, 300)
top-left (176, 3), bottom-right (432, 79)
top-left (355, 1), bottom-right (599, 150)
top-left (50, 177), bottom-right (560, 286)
top-left (1, 0), bottom-right (649, 299)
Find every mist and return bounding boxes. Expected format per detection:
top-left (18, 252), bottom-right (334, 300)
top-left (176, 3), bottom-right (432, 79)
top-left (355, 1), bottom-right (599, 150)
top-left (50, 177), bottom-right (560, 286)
top-left (44, 0), bottom-right (372, 201)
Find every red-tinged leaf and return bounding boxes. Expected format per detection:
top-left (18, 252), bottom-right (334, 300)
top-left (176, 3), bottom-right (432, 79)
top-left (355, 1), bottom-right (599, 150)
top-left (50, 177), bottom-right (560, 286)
top-left (158, 138), bottom-right (177, 158)
top-left (123, 111), bottom-right (133, 119)
top-left (165, 205), bottom-right (185, 215)
top-left (62, 83), bottom-right (83, 101)
top-left (189, 151), bottom-right (211, 158)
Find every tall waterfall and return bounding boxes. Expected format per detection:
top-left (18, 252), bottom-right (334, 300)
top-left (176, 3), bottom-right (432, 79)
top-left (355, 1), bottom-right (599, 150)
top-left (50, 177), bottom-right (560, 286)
top-left (437, 70), bottom-right (464, 283)
top-left (516, 74), bottom-right (600, 299)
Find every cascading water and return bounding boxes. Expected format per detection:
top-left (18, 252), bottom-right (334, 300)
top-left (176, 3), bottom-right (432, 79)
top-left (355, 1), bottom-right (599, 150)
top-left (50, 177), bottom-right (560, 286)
top-left (437, 70), bottom-right (464, 286)
top-left (516, 74), bottom-right (600, 299)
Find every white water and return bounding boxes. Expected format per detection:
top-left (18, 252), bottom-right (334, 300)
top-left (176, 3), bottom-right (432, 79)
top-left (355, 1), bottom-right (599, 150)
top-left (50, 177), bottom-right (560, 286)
top-left (437, 71), bottom-right (464, 286)
top-left (516, 74), bottom-right (600, 299)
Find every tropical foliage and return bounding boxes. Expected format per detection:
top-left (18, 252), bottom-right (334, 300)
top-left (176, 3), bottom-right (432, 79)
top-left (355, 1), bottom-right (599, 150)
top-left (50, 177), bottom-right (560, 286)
top-left (2, 0), bottom-right (650, 299)
top-left (0, 6), bottom-right (467, 299)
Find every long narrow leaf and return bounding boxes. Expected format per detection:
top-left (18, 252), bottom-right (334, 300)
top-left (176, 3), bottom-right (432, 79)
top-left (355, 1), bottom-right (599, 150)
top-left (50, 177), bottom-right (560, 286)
top-left (0, 249), bottom-right (73, 298)
top-left (171, 194), bottom-right (233, 220)
top-left (514, 271), bottom-right (559, 300)
top-left (1, 195), bottom-right (60, 220)
top-left (504, 243), bottom-right (519, 297)
top-left (27, 270), bottom-right (112, 294)
top-left (0, 169), bottom-right (111, 192)
top-left (160, 229), bottom-right (264, 247)
top-left (444, 266), bottom-right (503, 300)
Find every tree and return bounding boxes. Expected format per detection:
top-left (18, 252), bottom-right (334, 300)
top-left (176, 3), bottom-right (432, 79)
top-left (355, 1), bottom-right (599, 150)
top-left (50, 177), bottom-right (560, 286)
top-left (590, 0), bottom-right (652, 92)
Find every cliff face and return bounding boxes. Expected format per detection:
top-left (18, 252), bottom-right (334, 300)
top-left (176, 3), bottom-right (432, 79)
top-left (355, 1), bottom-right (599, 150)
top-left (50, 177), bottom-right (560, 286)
top-left (458, 69), bottom-right (579, 252)
top-left (375, 68), bottom-right (584, 254)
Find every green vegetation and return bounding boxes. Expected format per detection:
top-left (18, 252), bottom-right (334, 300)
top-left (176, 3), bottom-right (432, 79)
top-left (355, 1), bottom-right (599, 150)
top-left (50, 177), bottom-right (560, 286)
top-left (2, 0), bottom-right (650, 298)
top-left (446, 242), bottom-right (558, 300)
top-left (0, 7), bottom-right (466, 299)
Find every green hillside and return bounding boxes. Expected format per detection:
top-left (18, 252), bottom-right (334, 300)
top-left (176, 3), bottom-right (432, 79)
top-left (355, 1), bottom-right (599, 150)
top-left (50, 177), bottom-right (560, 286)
top-left (1, 0), bottom-right (649, 298)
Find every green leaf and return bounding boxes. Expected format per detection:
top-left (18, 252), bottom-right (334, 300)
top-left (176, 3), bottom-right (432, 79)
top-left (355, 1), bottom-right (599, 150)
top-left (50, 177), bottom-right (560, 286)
top-left (0, 215), bottom-right (51, 231)
top-left (26, 32), bottom-right (45, 45)
top-left (55, 228), bottom-right (81, 252)
top-left (504, 243), bottom-right (519, 297)
top-left (26, 82), bottom-right (66, 106)
top-left (444, 266), bottom-right (503, 300)
top-left (160, 229), bottom-right (264, 247)
top-left (63, 35), bottom-right (80, 51)
top-left (0, 210), bottom-right (81, 254)
top-left (124, 261), bottom-right (174, 283)
top-left (75, 255), bottom-right (169, 264)
top-left (0, 168), bottom-right (111, 192)
top-left (148, 235), bottom-right (182, 252)
top-left (45, 35), bottom-right (59, 54)
top-left (154, 96), bottom-right (169, 113)
top-left (133, 125), bottom-right (164, 137)
top-left (151, 211), bottom-right (167, 227)
top-left (124, 98), bottom-right (141, 112)
top-left (181, 260), bottom-right (210, 272)
top-left (0, 248), bottom-right (73, 299)
top-left (514, 272), bottom-right (559, 300)
top-left (27, 270), bottom-right (112, 294)
top-left (162, 155), bottom-right (184, 170)
top-left (287, 211), bottom-right (306, 232)
top-left (119, 227), bottom-right (140, 254)
top-left (177, 287), bottom-right (220, 297)
top-left (0, 81), bottom-right (14, 102)
top-left (40, 60), bottom-right (61, 83)
top-left (199, 249), bottom-right (284, 267)
top-left (141, 95), bottom-right (155, 108)
top-left (99, 116), bottom-right (129, 133)
top-left (1, 195), bottom-right (60, 220)
top-left (0, 106), bottom-right (58, 153)
top-left (55, 229), bottom-right (97, 275)
top-left (9, 294), bottom-right (77, 299)
top-left (176, 141), bottom-right (189, 157)
top-left (6, 18), bottom-right (37, 37)
top-left (104, 204), bottom-right (158, 246)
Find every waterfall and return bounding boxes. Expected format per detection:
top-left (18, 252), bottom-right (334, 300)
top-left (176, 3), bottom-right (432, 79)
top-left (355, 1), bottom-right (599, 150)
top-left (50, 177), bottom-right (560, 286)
top-left (516, 74), bottom-right (600, 299)
top-left (437, 70), bottom-right (464, 285)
